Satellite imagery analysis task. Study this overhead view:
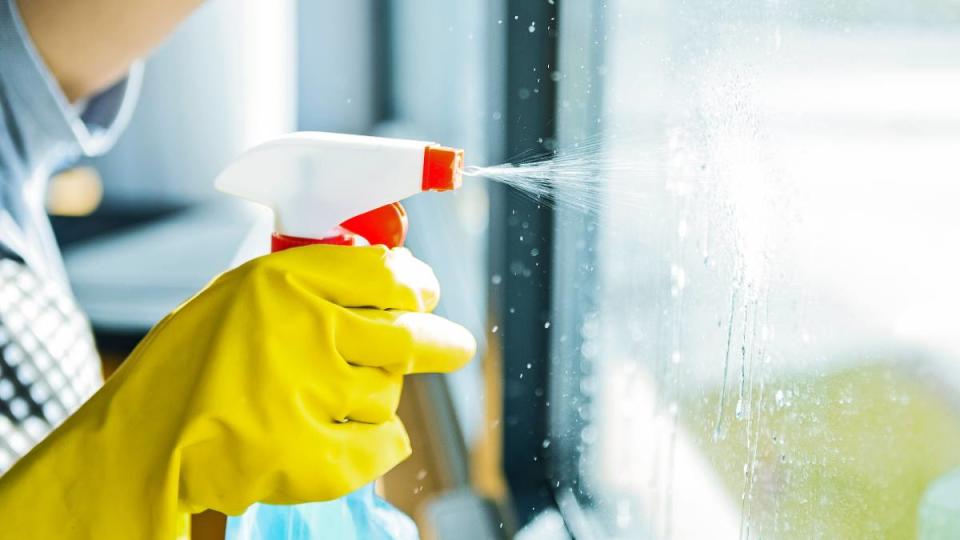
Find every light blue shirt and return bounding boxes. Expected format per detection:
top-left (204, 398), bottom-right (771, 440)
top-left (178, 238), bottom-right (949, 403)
top-left (0, 0), bottom-right (140, 279)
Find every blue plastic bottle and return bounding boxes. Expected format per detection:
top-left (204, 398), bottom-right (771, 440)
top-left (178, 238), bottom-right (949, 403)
top-left (226, 484), bottom-right (419, 540)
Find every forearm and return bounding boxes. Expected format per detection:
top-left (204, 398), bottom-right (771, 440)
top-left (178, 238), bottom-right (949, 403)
top-left (0, 382), bottom-right (186, 538)
top-left (16, 0), bottom-right (204, 102)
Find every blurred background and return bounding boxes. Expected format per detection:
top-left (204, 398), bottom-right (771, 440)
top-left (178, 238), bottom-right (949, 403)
top-left (48, 0), bottom-right (960, 539)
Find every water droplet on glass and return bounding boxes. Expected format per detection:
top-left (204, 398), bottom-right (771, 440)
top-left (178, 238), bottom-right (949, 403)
top-left (491, 325), bottom-right (499, 334)
top-left (528, 23), bottom-right (536, 33)
top-left (616, 500), bottom-right (631, 529)
top-left (775, 389), bottom-right (785, 407)
top-left (670, 264), bottom-right (686, 297)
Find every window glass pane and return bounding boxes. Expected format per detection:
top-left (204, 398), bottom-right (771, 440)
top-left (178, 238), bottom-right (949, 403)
top-left (560, 1), bottom-right (960, 538)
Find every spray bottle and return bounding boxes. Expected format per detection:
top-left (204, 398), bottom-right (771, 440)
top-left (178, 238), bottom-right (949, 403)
top-left (215, 131), bottom-right (464, 539)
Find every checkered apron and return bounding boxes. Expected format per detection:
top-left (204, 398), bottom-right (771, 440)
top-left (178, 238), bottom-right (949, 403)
top-left (0, 257), bottom-right (102, 471)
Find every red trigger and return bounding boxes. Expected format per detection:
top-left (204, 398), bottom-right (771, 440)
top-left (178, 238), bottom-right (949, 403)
top-left (339, 202), bottom-right (408, 248)
top-left (270, 202), bottom-right (408, 252)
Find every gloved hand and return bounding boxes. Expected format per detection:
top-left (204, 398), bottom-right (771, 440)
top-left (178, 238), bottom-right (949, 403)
top-left (0, 245), bottom-right (476, 539)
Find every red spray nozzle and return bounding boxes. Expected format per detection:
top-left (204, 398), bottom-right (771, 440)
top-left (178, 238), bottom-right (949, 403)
top-left (422, 145), bottom-right (464, 192)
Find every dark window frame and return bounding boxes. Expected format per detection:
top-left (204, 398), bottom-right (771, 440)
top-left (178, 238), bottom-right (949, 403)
top-left (490, 0), bottom-right (560, 529)
top-left (492, 0), bottom-right (607, 536)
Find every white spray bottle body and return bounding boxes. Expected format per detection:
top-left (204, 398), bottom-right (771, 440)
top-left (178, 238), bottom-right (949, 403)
top-left (215, 131), bottom-right (462, 240)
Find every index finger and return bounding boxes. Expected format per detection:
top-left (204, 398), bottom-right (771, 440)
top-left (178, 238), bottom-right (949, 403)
top-left (336, 308), bottom-right (477, 375)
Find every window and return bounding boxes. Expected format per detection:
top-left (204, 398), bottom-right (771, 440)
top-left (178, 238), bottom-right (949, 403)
top-left (542, 0), bottom-right (960, 538)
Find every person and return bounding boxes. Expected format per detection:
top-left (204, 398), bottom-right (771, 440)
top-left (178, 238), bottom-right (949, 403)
top-left (0, 0), bottom-right (477, 537)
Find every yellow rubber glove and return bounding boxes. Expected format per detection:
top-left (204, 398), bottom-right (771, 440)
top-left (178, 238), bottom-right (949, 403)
top-left (0, 245), bottom-right (475, 539)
